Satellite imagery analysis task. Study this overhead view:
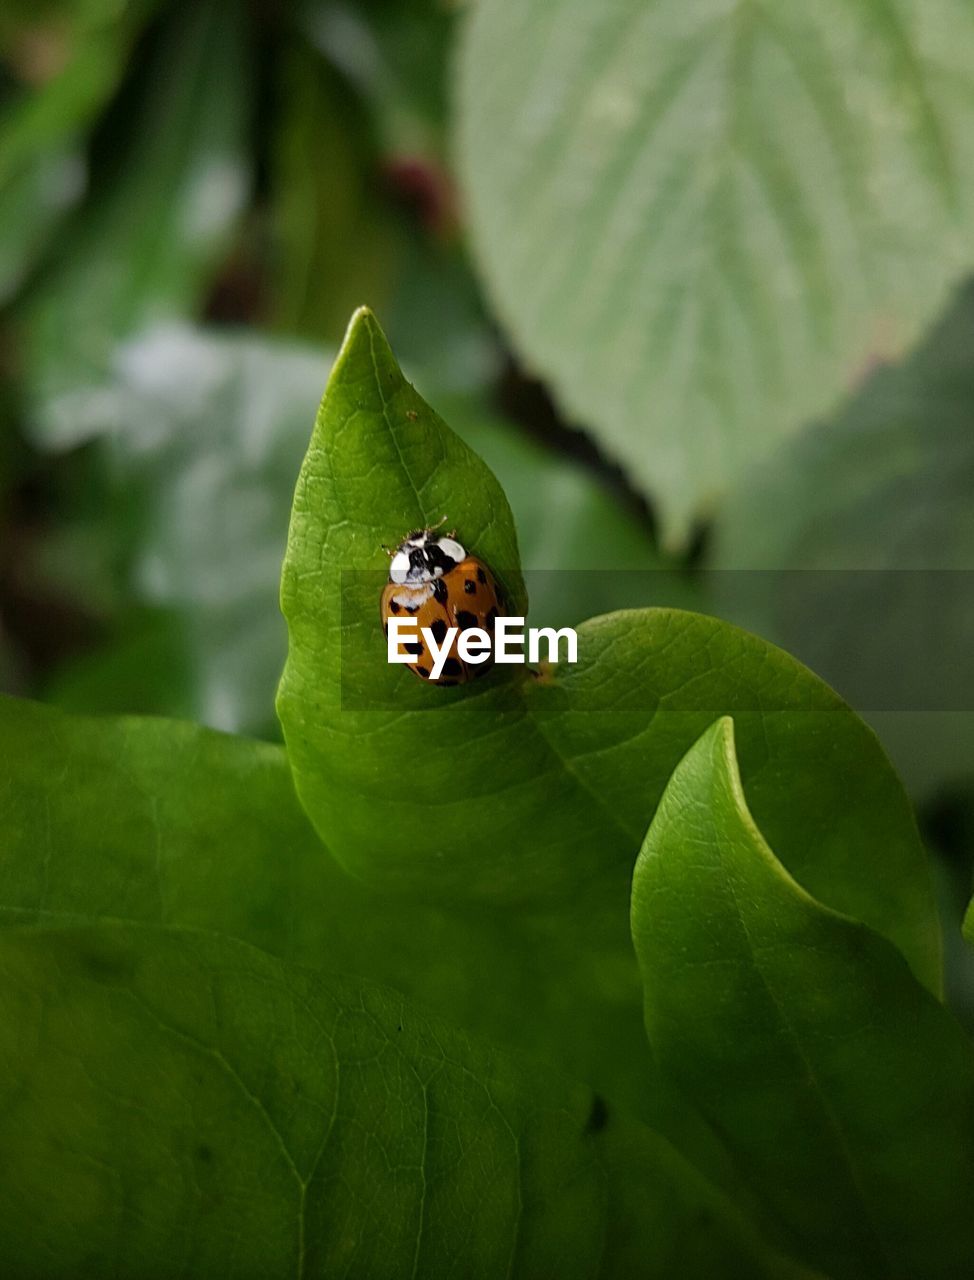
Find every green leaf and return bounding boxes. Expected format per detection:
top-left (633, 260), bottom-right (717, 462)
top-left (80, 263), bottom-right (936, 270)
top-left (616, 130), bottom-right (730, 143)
top-left (0, 923), bottom-right (803, 1277)
top-left (456, 0), bottom-right (974, 541)
top-left (277, 309), bottom-right (940, 994)
top-left (714, 276), bottom-right (974, 800)
top-left (631, 717), bottom-right (974, 1278)
top-left (0, 693), bottom-right (663, 1151)
top-left (21, 0), bottom-right (251, 437)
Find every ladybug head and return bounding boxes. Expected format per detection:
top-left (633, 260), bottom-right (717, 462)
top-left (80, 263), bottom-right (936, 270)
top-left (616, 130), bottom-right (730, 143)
top-left (388, 529), bottom-right (466, 585)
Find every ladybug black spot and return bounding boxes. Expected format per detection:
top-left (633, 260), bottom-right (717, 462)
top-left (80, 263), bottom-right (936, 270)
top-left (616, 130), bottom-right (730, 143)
top-left (441, 658), bottom-right (463, 678)
top-left (477, 566), bottom-right (487, 584)
top-left (405, 604), bottom-right (419, 615)
top-left (464, 578), bottom-right (476, 594)
top-left (430, 619), bottom-right (448, 645)
top-left (485, 607), bottom-right (499, 629)
top-left (456, 610), bottom-right (478, 630)
top-left (390, 601), bottom-right (401, 614)
top-left (433, 578), bottom-right (449, 604)
top-left (416, 665), bottom-right (430, 678)
top-left (404, 641), bottom-right (424, 656)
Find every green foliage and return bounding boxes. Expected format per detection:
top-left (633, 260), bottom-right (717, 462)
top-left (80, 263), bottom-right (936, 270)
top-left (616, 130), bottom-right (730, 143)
top-left (37, 328), bottom-right (332, 735)
top-left (0, 695), bottom-right (809, 1273)
top-left (0, 0), bottom-right (156, 301)
top-left (717, 278), bottom-right (974, 574)
top-left (716, 277), bottom-right (974, 797)
top-left (278, 311), bottom-right (939, 999)
top-left (0, 924), bottom-right (797, 1277)
top-left (300, 0), bottom-right (454, 161)
top-left (21, 0), bottom-right (251, 433)
top-left (633, 718), bottom-right (974, 1277)
top-left (2, 0), bottom-right (973, 1267)
top-left (31, 322), bottom-right (663, 736)
top-left (0, 693), bottom-right (655, 1125)
top-left (0, 308), bottom-right (966, 1274)
top-left (269, 40), bottom-right (399, 343)
top-left (456, 0), bottom-right (974, 540)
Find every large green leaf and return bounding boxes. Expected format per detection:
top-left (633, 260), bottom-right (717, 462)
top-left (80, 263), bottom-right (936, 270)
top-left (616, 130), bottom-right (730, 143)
top-left (276, 308), bottom-right (940, 993)
top-left (0, 691), bottom-right (790, 1268)
top-left (715, 277), bottom-right (974, 799)
top-left (0, 693), bottom-right (679, 1155)
top-left (632, 717), bottom-right (974, 1278)
top-left (455, 0), bottom-right (974, 541)
top-left (21, 0), bottom-right (251, 437)
top-left (0, 923), bottom-right (800, 1278)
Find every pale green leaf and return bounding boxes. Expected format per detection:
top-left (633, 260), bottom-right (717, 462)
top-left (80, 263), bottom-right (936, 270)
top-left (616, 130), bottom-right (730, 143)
top-left (456, 0), bottom-right (974, 540)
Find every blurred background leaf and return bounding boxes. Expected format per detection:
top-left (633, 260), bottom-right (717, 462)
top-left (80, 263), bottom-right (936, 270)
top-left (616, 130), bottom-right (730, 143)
top-left (714, 276), bottom-right (974, 803)
top-left (19, 0), bottom-right (252, 433)
top-left (456, 0), bottom-right (974, 543)
top-left (35, 327), bottom-right (331, 734)
top-left (0, 0), bottom-right (158, 303)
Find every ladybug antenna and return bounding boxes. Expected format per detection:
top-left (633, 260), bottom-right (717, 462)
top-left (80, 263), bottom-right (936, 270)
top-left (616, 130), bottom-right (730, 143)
top-left (431, 515), bottom-right (448, 531)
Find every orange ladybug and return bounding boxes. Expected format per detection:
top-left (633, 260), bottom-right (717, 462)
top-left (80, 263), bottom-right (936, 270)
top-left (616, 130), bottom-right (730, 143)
top-left (380, 526), bottom-right (503, 685)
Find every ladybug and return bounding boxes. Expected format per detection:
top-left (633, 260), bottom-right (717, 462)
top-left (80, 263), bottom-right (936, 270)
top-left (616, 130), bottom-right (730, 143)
top-left (380, 525), bottom-right (503, 685)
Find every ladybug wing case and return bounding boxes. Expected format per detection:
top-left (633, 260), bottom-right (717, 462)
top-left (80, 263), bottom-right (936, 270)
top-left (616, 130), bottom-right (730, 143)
top-left (381, 557), bottom-right (502, 685)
